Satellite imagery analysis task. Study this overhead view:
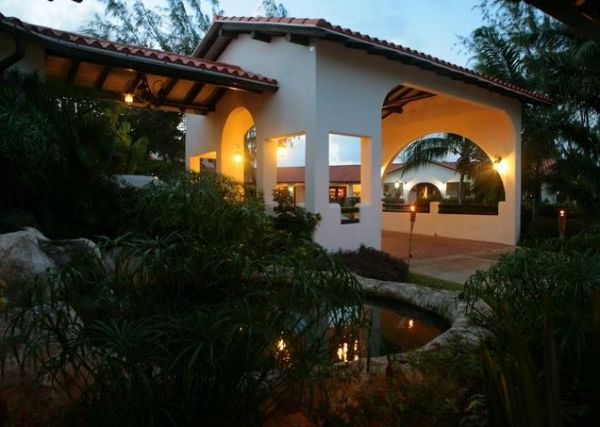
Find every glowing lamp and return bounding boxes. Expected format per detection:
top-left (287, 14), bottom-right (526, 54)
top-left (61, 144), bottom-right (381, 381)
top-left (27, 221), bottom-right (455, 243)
top-left (493, 156), bottom-right (508, 174)
top-left (394, 181), bottom-right (401, 190)
top-left (410, 205), bottom-right (416, 213)
top-left (123, 93), bottom-right (134, 104)
top-left (233, 151), bottom-right (242, 164)
top-left (276, 142), bottom-right (288, 157)
top-left (559, 209), bottom-right (566, 217)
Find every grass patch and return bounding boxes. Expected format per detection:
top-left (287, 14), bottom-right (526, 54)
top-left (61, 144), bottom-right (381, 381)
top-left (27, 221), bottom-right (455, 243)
top-left (408, 272), bottom-right (463, 291)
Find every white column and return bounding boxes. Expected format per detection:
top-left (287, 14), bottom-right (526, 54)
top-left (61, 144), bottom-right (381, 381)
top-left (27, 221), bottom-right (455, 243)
top-left (304, 129), bottom-right (330, 213)
top-left (256, 132), bottom-right (277, 206)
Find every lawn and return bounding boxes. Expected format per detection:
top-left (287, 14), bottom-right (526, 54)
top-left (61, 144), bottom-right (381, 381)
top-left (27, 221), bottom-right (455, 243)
top-left (408, 272), bottom-right (463, 291)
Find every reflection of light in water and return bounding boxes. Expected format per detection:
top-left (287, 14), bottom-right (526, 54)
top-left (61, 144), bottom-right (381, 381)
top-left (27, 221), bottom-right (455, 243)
top-left (276, 338), bottom-right (291, 364)
top-left (408, 319), bottom-right (415, 329)
top-left (336, 340), bottom-right (360, 362)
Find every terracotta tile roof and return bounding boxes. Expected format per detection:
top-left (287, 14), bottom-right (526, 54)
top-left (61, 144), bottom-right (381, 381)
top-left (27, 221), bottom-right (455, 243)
top-left (277, 162), bottom-right (457, 183)
top-left (278, 165), bottom-right (361, 183)
top-left (0, 13), bottom-right (277, 87)
top-left (203, 16), bottom-right (551, 104)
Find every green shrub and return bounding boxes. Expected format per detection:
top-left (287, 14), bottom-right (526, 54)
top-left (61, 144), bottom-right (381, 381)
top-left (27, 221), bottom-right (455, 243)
top-left (337, 244), bottom-right (409, 282)
top-left (462, 247), bottom-right (600, 425)
top-left (329, 339), bottom-right (483, 426)
top-left (271, 188), bottom-right (320, 240)
top-left (2, 172), bottom-right (364, 426)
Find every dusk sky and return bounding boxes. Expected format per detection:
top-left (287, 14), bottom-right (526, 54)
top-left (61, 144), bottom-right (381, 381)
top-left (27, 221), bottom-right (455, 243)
top-left (0, 0), bottom-right (484, 166)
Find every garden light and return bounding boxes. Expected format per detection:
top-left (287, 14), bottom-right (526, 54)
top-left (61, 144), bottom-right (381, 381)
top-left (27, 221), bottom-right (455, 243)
top-left (123, 93), bottom-right (134, 104)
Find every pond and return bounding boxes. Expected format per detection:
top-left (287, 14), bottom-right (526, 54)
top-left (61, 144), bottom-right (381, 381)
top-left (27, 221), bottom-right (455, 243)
top-left (330, 296), bottom-right (451, 362)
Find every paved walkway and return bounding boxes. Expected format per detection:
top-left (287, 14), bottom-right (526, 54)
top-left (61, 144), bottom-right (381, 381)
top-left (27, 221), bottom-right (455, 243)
top-left (382, 230), bottom-right (517, 285)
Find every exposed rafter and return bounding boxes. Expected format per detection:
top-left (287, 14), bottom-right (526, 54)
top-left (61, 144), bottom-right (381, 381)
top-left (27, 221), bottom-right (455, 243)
top-left (382, 84), bottom-right (436, 119)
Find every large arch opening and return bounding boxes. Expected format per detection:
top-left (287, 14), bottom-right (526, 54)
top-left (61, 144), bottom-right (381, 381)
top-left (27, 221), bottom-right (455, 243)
top-left (382, 132), bottom-right (505, 213)
top-left (220, 107), bottom-right (255, 184)
top-left (380, 82), bottom-right (519, 245)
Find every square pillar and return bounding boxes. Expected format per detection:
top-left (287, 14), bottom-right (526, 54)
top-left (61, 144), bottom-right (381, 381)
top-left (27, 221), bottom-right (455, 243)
top-left (256, 132), bottom-right (277, 206)
top-left (304, 129), bottom-right (330, 213)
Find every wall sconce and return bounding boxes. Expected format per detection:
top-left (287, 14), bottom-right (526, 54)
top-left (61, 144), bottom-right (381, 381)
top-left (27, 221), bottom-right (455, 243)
top-left (123, 93), bottom-right (134, 104)
top-left (276, 140), bottom-right (288, 157)
top-left (233, 146), bottom-right (242, 164)
top-left (394, 181), bottom-right (401, 189)
top-left (493, 156), bottom-right (508, 174)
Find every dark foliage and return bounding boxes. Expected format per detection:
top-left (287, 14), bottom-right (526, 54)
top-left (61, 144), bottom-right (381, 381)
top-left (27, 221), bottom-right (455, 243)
top-left (271, 188), bottom-right (321, 240)
top-left (337, 244), bottom-right (409, 282)
top-left (462, 245), bottom-right (600, 425)
top-left (0, 72), bottom-right (138, 239)
top-left (2, 172), bottom-right (364, 426)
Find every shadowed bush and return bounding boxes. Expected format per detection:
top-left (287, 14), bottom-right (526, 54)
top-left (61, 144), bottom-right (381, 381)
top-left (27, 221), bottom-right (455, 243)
top-left (2, 173), bottom-right (364, 426)
top-left (462, 247), bottom-right (600, 425)
top-left (337, 244), bottom-right (409, 282)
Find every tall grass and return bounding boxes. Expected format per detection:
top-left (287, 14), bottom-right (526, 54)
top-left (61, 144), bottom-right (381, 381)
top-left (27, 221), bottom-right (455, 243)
top-left (2, 173), bottom-right (364, 426)
top-left (462, 246), bottom-right (600, 425)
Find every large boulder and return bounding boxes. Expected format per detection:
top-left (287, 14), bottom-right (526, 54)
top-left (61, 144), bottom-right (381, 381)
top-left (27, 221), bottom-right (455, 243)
top-left (0, 227), bottom-right (99, 298)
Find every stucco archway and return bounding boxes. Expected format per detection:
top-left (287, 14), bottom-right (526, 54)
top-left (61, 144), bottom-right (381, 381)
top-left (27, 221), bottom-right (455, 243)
top-left (219, 107), bottom-right (255, 183)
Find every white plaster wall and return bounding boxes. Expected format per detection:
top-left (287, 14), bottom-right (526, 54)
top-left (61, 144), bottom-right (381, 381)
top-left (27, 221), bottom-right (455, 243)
top-left (382, 202), bottom-right (514, 245)
top-left (186, 33), bottom-right (523, 248)
top-left (384, 164), bottom-right (463, 199)
top-left (185, 35), bottom-right (318, 205)
top-left (0, 36), bottom-right (45, 76)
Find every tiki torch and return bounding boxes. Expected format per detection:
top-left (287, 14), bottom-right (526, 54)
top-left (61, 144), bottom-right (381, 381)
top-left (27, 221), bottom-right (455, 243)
top-left (408, 205), bottom-right (416, 266)
top-left (558, 209), bottom-right (567, 241)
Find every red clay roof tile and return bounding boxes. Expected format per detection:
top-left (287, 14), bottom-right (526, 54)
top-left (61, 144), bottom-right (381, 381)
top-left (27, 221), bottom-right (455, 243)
top-left (0, 13), bottom-right (277, 86)
top-left (210, 16), bottom-right (550, 103)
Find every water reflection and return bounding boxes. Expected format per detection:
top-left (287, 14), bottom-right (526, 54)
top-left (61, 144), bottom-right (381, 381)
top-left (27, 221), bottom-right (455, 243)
top-left (274, 297), bottom-right (449, 364)
top-left (336, 297), bottom-right (449, 361)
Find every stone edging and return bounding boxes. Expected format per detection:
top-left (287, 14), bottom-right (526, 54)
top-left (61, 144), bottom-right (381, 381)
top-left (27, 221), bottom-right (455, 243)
top-left (354, 274), bottom-right (488, 366)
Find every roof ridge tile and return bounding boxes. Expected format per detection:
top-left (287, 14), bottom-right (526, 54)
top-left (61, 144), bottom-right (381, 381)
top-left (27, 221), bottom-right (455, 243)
top-left (205, 15), bottom-right (549, 102)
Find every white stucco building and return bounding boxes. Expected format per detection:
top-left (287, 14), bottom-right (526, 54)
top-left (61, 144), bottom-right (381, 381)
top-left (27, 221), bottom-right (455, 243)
top-left (0, 14), bottom-right (551, 249)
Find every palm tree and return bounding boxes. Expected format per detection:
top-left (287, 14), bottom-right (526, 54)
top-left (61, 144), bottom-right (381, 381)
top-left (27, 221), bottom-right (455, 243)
top-left (399, 133), bottom-right (490, 204)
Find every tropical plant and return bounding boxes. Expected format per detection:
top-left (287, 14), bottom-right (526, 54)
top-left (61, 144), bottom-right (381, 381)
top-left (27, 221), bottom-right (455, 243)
top-left (2, 172), bottom-right (364, 426)
top-left (0, 72), bottom-right (136, 238)
top-left (399, 133), bottom-right (504, 205)
top-left (271, 188), bottom-right (320, 240)
top-left (462, 246), bottom-right (600, 425)
top-left (465, 1), bottom-right (600, 215)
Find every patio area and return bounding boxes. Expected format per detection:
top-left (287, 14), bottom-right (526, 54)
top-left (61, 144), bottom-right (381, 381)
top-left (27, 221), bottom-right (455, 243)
top-left (382, 230), bottom-right (517, 284)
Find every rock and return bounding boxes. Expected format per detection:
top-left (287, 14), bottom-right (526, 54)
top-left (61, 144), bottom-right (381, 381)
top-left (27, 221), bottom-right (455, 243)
top-left (355, 274), bottom-right (489, 360)
top-left (0, 227), bottom-right (99, 298)
top-left (0, 228), bottom-right (55, 298)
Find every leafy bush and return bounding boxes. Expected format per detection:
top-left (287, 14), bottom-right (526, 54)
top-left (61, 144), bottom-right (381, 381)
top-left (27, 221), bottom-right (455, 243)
top-left (0, 72), bottom-right (145, 239)
top-left (271, 188), bottom-right (320, 240)
top-left (462, 247), bottom-right (600, 425)
top-left (327, 339), bottom-right (484, 426)
top-left (337, 244), bottom-right (409, 282)
top-left (2, 172), bottom-right (364, 426)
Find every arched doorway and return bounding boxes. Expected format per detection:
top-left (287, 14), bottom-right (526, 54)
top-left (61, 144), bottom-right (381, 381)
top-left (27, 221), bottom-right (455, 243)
top-left (382, 132), bottom-right (505, 207)
top-left (220, 107), bottom-right (255, 184)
